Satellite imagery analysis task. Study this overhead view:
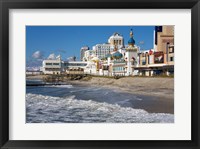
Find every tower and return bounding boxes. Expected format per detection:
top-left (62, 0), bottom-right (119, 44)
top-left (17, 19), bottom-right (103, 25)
top-left (80, 46), bottom-right (89, 61)
top-left (125, 29), bottom-right (138, 76)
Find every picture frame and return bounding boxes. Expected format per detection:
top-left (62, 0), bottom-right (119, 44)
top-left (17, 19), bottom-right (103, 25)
top-left (0, 0), bottom-right (199, 148)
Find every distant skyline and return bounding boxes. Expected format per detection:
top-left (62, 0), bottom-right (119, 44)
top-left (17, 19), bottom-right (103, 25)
top-left (26, 26), bottom-right (155, 68)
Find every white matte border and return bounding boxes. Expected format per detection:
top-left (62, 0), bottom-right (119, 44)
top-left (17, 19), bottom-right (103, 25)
top-left (9, 9), bottom-right (191, 140)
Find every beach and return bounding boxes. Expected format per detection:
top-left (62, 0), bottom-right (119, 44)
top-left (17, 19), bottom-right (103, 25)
top-left (26, 75), bottom-right (174, 114)
top-left (70, 76), bottom-right (174, 98)
top-left (26, 75), bottom-right (174, 97)
top-left (70, 77), bottom-right (174, 114)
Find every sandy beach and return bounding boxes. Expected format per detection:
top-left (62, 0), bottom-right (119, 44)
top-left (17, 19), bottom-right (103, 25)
top-left (27, 75), bottom-right (174, 114)
top-left (70, 77), bottom-right (174, 98)
top-left (70, 77), bottom-right (174, 114)
top-left (26, 75), bottom-right (174, 97)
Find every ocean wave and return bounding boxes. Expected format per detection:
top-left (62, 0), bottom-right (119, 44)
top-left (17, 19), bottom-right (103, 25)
top-left (45, 85), bottom-right (74, 88)
top-left (26, 93), bottom-right (174, 123)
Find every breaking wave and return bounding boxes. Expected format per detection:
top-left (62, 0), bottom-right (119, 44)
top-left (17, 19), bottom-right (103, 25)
top-left (26, 93), bottom-right (174, 123)
top-left (47, 85), bottom-right (74, 88)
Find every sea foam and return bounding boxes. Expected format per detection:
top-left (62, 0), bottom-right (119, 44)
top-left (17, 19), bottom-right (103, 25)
top-left (26, 93), bottom-right (174, 123)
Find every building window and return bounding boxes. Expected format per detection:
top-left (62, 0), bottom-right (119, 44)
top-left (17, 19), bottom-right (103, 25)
top-left (170, 57), bottom-right (174, 61)
top-left (53, 63), bottom-right (59, 65)
top-left (169, 47), bottom-right (174, 53)
top-left (46, 63), bottom-right (52, 65)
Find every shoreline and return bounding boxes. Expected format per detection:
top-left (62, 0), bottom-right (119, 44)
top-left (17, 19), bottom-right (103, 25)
top-left (68, 77), bottom-right (174, 98)
top-left (69, 77), bottom-right (174, 114)
top-left (26, 75), bottom-right (174, 114)
top-left (26, 75), bottom-right (174, 100)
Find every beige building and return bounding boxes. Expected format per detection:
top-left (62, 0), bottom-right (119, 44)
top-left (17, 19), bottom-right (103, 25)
top-left (136, 26), bottom-right (174, 76)
top-left (155, 26), bottom-right (174, 53)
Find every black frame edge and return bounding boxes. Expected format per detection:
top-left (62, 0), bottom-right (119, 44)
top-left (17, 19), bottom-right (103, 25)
top-left (191, 1), bottom-right (199, 147)
top-left (0, 0), bottom-right (198, 9)
top-left (0, 0), bottom-right (9, 149)
top-left (0, 0), bottom-right (3, 147)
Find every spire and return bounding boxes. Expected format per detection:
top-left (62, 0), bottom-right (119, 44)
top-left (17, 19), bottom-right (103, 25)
top-left (128, 29), bottom-right (135, 46)
top-left (130, 28), bottom-right (133, 38)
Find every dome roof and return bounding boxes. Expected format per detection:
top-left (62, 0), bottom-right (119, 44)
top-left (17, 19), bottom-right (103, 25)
top-left (128, 38), bottom-right (135, 45)
top-left (128, 29), bottom-right (135, 45)
top-left (112, 51), bottom-right (123, 59)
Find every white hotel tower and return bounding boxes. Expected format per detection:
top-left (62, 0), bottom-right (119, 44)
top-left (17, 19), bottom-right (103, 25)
top-left (108, 32), bottom-right (124, 49)
top-left (125, 29), bottom-right (138, 76)
top-left (92, 32), bottom-right (124, 59)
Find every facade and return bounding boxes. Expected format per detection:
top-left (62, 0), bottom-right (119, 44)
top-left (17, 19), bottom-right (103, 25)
top-left (42, 26), bottom-right (174, 77)
top-left (42, 59), bottom-right (62, 74)
top-left (80, 46), bottom-right (89, 61)
top-left (108, 32), bottom-right (124, 48)
top-left (125, 29), bottom-right (138, 76)
top-left (137, 49), bottom-right (174, 76)
top-left (92, 43), bottom-right (111, 59)
top-left (42, 57), bottom-right (87, 75)
top-left (89, 32), bottom-right (125, 60)
top-left (64, 61), bottom-right (87, 70)
top-left (83, 50), bottom-right (95, 61)
top-left (154, 26), bottom-right (174, 53)
top-left (64, 61), bottom-right (88, 74)
top-left (84, 60), bottom-right (99, 75)
top-left (97, 29), bottom-right (138, 76)
top-left (42, 29), bottom-right (138, 76)
top-left (137, 25), bottom-right (174, 77)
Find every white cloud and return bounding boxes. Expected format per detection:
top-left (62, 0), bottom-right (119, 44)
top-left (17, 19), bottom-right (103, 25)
top-left (32, 50), bottom-right (43, 59)
top-left (67, 56), bottom-right (76, 61)
top-left (47, 53), bottom-right (56, 60)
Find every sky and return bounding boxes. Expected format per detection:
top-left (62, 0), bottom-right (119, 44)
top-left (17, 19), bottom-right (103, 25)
top-left (26, 26), bottom-right (155, 68)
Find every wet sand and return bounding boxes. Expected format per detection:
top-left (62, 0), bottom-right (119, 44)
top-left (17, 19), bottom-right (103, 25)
top-left (69, 77), bottom-right (174, 97)
top-left (26, 75), bottom-right (174, 114)
top-left (69, 77), bottom-right (174, 114)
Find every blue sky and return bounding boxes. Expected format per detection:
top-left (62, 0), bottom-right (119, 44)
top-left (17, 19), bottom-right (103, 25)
top-left (26, 26), bottom-right (155, 67)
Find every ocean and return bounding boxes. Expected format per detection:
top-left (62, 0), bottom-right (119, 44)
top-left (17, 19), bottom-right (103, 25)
top-left (26, 80), bottom-right (174, 123)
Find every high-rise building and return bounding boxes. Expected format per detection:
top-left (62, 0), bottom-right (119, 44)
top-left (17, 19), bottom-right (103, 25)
top-left (92, 32), bottom-right (124, 59)
top-left (80, 46), bottom-right (89, 61)
top-left (92, 43), bottom-right (111, 59)
top-left (108, 32), bottom-right (124, 48)
top-left (154, 26), bottom-right (174, 53)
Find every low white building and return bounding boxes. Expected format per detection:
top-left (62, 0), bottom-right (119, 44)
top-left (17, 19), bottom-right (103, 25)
top-left (84, 57), bottom-right (100, 75)
top-left (42, 59), bottom-right (62, 74)
top-left (42, 57), bottom-right (88, 75)
top-left (65, 61), bottom-right (87, 70)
